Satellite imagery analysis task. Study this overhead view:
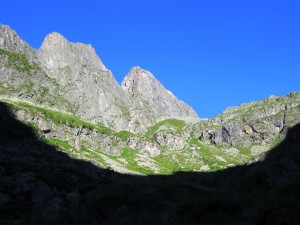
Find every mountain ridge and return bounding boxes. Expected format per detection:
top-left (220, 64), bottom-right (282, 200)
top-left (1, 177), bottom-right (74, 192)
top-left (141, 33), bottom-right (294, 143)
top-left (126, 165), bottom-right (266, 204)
top-left (0, 23), bottom-right (300, 176)
top-left (0, 24), bottom-right (198, 132)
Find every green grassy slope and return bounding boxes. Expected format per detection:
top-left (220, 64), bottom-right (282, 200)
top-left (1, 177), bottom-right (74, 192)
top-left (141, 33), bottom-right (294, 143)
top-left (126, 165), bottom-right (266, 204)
top-left (0, 99), bottom-right (281, 175)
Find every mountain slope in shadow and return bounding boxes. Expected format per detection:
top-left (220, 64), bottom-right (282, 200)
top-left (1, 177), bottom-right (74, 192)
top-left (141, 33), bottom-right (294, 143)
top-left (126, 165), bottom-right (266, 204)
top-left (0, 101), bottom-right (300, 225)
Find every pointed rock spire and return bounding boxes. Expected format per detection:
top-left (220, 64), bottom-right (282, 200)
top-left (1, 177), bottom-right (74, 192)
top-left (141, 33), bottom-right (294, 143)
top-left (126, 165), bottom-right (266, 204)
top-left (122, 66), bottom-right (157, 95)
top-left (40, 32), bottom-right (68, 50)
top-left (122, 66), bottom-right (198, 125)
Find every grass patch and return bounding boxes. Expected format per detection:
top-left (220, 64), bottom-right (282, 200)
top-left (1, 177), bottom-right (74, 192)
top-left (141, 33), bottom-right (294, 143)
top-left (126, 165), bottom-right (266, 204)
top-left (119, 147), bottom-right (155, 175)
top-left (153, 153), bottom-right (180, 174)
top-left (5, 100), bottom-right (113, 135)
top-left (271, 134), bottom-right (282, 148)
top-left (18, 81), bottom-right (34, 94)
top-left (80, 145), bottom-right (109, 166)
top-left (0, 48), bottom-right (41, 74)
top-left (146, 118), bottom-right (186, 136)
top-left (115, 130), bottom-right (136, 141)
top-left (45, 138), bottom-right (72, 151)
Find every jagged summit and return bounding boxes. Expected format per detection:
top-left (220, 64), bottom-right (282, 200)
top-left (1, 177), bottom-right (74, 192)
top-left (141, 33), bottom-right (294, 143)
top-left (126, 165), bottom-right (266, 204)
top-left (37, 30), bottom-right (130, 129)
top-left (128, 66), bottom-right (143, 73)
top-left (0, 24), bottom-right (199, 132)
top-left (39, 31), bottom-right (107, 73)
top-left (124, 66), bottom-right (154, 78)
top-left (41, 32), bottom-right (96, 54)
top-left (40, 32), bottom-right (68, 50)
top-left (0, 24), bottom-right (34, 56)
top-left (124, 66), bottom-right (179, 100)
top-left (122, 66), bottom-right (198, 128)
top-left (122, 66), bottom-right (157, 91)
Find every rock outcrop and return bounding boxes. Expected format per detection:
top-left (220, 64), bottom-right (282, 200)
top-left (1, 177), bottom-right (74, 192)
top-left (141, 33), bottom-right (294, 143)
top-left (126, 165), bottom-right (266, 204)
top-left (194, 92), bottom-right (300, 148)
top-left (38, 32), bottom-right (131, 129)
top-left (0, 25), bottom-right (74, 114)
top-left (0, 25), bottom-right (35, 58)
top-left (122, 66), bottom-right (198, 131)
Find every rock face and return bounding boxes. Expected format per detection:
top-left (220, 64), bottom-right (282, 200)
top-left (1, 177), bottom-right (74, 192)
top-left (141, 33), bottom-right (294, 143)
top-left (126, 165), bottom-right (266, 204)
top-left (153, 132), bottom-right (187, 150)
top-left (0, 25), bottom-right (75, 114)
top-left (122, 66), bottom-right (198, 131)
top-left (0, 24), bottom-right (198, 132)
top-left (38, 32), bottom-right (131, 129)
top-left (0, 25), bottom-right (35, 58)
top-left (194, 93), bottom-right (300, 147)
top-left (128, 137), bottom-right (161, 157)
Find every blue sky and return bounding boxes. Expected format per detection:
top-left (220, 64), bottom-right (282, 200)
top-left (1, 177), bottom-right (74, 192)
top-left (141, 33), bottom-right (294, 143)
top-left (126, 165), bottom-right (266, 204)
top-left (1, 0), bottom-right (300, 118)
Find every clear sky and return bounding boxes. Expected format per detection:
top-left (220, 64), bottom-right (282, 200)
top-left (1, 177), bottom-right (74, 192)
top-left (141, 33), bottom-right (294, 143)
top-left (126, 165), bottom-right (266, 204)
top-left (1, 0), bottom-right (299, 118)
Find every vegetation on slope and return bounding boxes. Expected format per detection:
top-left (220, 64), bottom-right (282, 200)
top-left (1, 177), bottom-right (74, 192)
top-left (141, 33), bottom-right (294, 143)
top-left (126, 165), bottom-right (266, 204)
top-left (146, 118), bottom-right (186, 136)
top-left (6, 100), bottom-right (113, 134)
top-left (1, 99), bottom-right (288, 175)
top-left (1, 100), bottom-right (300, 224)
top-left (2, 88), bottom-right (300, 175)
top-left (0, 48), bottom-right (41, 74)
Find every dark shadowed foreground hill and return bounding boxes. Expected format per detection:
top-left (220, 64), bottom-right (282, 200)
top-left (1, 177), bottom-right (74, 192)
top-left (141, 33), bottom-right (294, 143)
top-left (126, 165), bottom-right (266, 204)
top-left (0, 101), bottom-right (300, 225)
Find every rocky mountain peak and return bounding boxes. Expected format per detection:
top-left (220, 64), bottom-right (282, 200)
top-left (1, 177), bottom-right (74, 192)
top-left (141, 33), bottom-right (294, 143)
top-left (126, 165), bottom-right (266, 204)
top-left (40, 32), bottom-right (68, 50)
top-left (38, 31), bottom-right (107, 74)
top-left (0, 24), bottom-right (34, 55)
top-left (127, 66), bottom-right (151, 77)
top-left (36, 31), bottom-right (129, 129)
top-left (130, 66), bottom-right (143, 73)
top-left (0, 24), bottom-right (199, 132)
top-left (122, 66), bottom-right (198, 128)
top-left (122, 66), bottom-right (156, 92)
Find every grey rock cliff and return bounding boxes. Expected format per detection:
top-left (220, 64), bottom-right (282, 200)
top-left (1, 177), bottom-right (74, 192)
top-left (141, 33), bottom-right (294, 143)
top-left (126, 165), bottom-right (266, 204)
top-left (1, 24), bottom-right (199, 132)
top-left (0, 24), bottom-right (131, 129)
top-left (37, 32), bottom-right (131, 129)
top-left (122, 66), bottom-right (198, 131)
top-left (0, 25), bottom-right (75, 113)
top-left (194, 92), bottom-right (300, 148)
top-left (0, 25), bottom-right (35, 58)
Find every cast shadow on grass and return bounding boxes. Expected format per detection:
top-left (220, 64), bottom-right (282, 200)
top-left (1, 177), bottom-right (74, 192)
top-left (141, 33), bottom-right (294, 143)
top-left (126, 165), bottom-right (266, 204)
top-left (0, 102), bottom-right (299, 225)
